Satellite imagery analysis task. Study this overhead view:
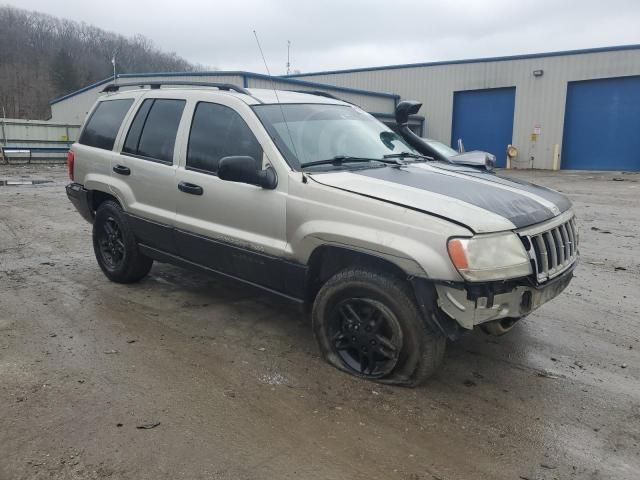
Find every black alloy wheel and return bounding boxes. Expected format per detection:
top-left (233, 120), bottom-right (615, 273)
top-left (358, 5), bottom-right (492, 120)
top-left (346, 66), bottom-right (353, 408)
top-left (312, 268), bottom-right (446, 386)
top-left (92, 200), bottom-right (153, 283)
top-left (329, 298), bottom-right (403, 378)
top-left (97, 216), bottom-right (125, 269)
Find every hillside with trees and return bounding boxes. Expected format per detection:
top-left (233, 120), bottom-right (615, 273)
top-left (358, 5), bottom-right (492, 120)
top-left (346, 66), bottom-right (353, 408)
top-left (0, 6), bottom-right (200, 120)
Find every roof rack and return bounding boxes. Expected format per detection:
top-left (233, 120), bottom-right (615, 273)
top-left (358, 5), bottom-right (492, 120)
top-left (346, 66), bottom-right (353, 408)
top-left (101, 81), bottom-right (251, 95)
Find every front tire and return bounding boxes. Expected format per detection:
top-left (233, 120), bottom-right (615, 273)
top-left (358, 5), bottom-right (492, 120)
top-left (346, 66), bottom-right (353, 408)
top-left (312, 268), bottom-right (445, 387)
top-left (93, 200), bottom-right (153, 283)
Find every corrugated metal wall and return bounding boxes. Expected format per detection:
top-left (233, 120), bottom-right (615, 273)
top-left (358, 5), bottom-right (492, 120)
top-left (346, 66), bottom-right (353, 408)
top-left (291, 48), bottom-right (640, 169)
top-left (50, 73), bottom-right (397, 125)
top-left (1, 118), bottom-right (80, 162)
top-left (50, 74), bottom-right (244, 124)
top-left (2, 118), bottom-right (80, 145)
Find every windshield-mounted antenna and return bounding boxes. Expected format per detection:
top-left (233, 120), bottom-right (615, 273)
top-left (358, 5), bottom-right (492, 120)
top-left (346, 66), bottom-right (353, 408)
top-left (252, 30), bottom-right (302, 166)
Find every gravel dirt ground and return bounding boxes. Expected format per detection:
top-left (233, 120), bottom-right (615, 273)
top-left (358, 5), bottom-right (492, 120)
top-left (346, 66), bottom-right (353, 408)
top-left (1, 164), bottom-right (638, 480)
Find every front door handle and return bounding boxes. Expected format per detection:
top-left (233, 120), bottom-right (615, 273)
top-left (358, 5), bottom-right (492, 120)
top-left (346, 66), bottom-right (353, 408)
top-left (178, 181), bottom-right (203, 196)
top-left (113, 165), bottom-right (131, 176)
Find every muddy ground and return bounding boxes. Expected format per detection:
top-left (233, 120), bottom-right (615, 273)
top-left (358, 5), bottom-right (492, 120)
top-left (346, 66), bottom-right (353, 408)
top-left (0, 164), bottom-right (638, 480)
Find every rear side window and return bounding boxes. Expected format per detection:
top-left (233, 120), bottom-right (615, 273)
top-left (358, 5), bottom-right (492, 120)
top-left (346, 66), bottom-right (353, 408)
top-left (79, 99), bottom-right (134, 150)
top-left (187, 102), bottom-right (263, 174)
top-left (123, 99), bottom-right (153, 154)
top-left (123, 99), bottom-right (185, 163)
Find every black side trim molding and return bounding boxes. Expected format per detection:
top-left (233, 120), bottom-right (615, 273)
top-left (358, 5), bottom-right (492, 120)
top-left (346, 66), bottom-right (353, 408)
top-left (139, 244), bottom-right (305, 304)
top-left (174, 228), bottom-right (307, 300)
top-left (124, 212), bottom-right (178, 255)
top-left (123, 211), bottom-right (308, 301)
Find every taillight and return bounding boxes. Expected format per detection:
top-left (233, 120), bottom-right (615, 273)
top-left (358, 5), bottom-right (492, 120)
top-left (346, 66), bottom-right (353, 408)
top-left (67, 150), bottom-right (75, 181)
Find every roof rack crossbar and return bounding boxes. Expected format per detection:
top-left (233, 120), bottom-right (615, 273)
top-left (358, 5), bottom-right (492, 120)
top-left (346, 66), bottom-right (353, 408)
top-left (101, 81), bottom-right (251, 96)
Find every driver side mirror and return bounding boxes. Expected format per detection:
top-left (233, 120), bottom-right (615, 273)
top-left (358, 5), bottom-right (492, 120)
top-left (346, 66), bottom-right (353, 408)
top-left (218, 156), bottom-right (277, 190)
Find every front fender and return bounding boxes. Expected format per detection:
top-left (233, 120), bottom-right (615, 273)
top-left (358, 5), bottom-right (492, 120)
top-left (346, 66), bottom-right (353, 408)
top-left (290, 219), bottom-right (464, 281)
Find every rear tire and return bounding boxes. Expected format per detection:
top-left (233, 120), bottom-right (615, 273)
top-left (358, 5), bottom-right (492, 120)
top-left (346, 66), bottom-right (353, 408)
top-left (312, 268), bottom-right (445, 387)
top-left (93, 200), bottom-right (153, 283)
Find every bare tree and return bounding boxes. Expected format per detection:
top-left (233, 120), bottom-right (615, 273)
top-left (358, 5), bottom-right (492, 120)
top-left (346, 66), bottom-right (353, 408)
top-left (0, 6), bottom-right (201, 119)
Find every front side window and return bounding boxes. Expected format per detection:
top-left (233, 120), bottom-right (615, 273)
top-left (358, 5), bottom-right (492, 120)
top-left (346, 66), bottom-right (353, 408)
top-left (123, 98), bottom-right (185, 163)
top-left (79, 99), bottom-right (134, 150)
top-left (253, 104), bottom-right (418, 169)
top-left (187, 102), bottom-right (263, 174)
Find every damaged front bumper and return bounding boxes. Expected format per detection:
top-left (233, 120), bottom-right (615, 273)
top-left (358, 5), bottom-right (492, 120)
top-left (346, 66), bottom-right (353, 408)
top-left (434, 262), bottom-right (576, 330)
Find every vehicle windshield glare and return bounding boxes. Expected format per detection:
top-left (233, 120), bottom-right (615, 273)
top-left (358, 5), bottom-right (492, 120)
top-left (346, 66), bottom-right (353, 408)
top-left (253, 104), bottom-right (420, 169)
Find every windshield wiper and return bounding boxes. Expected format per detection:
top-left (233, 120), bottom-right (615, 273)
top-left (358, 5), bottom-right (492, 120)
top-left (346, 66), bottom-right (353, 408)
top-left (301, 156), bottom-right (382, 169)
top-left (383, 152), bottom-right (433, 162)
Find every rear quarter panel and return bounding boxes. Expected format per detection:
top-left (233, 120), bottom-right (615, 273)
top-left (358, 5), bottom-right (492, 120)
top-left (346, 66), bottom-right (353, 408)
top-left (72, 143), bottom-right (117, 194)
top-left (71, 92), bottom-right (144, 203)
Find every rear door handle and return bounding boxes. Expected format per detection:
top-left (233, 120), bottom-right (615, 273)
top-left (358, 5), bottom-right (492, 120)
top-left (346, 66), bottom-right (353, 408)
top-left (113, 165), bottom-right (131, 176)
top-left (178, 181), bottom-right (203, 196)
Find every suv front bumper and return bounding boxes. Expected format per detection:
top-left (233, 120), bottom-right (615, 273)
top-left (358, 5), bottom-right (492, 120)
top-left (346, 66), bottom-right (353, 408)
top-left (66, 183), bottom-right (94, 223)
top-left (434, 263), bottom-right (576, 330)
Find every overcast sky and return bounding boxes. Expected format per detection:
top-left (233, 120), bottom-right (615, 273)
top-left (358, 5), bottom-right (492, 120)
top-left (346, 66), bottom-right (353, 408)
top-left (7, 0), bottom-right (640, 75)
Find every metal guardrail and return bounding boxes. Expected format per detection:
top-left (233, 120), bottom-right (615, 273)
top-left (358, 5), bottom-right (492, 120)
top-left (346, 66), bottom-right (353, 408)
top-left (1, 146), bottom-right (70, 164)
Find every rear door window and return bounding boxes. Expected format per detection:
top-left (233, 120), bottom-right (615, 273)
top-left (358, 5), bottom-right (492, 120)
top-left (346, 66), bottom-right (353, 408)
top-left (122, 99), bottom-right (153, 154)
top-left (79, 99), bottom-right (134, 150)
top-left (123, 99), bottom-right (186, 163)
top-left (186, 102), bottom-right (263, 174)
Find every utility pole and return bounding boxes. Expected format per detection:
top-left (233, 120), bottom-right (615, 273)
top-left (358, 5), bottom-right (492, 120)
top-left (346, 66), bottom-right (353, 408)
top-left (286, 40), bottom-right (291, 75)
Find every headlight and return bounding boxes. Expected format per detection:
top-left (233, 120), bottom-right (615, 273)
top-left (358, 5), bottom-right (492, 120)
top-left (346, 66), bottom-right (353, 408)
top-left (447, 233), bottom-right (532, 282)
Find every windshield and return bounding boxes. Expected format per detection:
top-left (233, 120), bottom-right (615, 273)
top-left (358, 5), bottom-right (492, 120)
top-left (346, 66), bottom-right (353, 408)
top-left (423, 138), bottom-right (459, 158)
top-left (253, 104), bottom-right (419, 169)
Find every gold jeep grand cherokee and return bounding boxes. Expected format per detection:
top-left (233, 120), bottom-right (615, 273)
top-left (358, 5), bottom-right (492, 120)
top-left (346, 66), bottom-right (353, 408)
top-left (66, 81), bottom-right (578, 386)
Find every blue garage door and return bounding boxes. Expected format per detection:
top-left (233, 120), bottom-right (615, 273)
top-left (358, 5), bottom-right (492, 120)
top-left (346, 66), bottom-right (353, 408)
top-left (562, 76), bottom-right (640, 171)
top-left (451, 87), bottom-right (516, 167)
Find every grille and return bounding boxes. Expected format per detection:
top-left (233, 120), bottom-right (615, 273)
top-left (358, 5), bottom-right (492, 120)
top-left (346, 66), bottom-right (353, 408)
top-left (520, 216), bottom-right (579, 283)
